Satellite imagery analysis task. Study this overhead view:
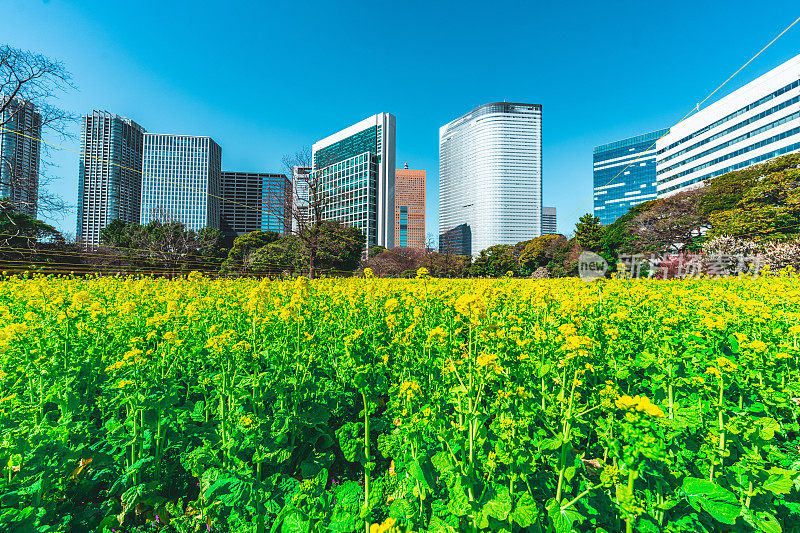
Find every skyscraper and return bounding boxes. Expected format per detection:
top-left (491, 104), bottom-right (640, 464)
top-left (291, 165), bottom-right (311, 234)
top-left (140, 134), bottom-right (221, 231)
top-left (657, 53), bottom-right (800, 197)
top-left (395, 163), bottom-right (425, 251)
top-left (439, 102), bottom-right (542, 256)
top-left (220, 171), bottom-right (291, 239)
top-left (542, 206), bottom-right (557, 234)
top-left (311, 113), bottom-right (396, 249)
top-left (593, 129), bottom-right (668, 225)
top-left (0, 97), bottom-right (42, 218)
top-left (76, 111), bottom-right (145, 246)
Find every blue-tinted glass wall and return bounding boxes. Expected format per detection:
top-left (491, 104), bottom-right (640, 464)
top-left (593, 128), bottom-right (668, 225)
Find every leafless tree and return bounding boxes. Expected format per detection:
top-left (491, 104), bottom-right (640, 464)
top-left (0, 44), bottom-right (76, 220)
top-left (264, 145), bottom-right (333, 278)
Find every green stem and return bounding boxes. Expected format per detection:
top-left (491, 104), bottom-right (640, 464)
top-left (362, 391), bottom-right (371, 533)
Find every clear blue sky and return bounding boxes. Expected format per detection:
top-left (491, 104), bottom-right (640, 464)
top-left (2, 0), bottom-right (799, 238)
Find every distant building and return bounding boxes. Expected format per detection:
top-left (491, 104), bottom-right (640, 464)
top-left (395, 163), bottom-right (425, 251)
top-left (76, 110), bottom-right (145, 246)
top-left (0, 97), bottom-right (42, 218)
top-left (542, 206), bottom-right (557, 234)
top-left (312, 113), bottom-right (396, 249)
top-left (593, 129), bottom-right (668, 225)
top-left (220, 171), bottom-right (291, 240)
top-left (140, 134), bottom-right (221, 231)
top-left (291, 165), bottom-right (311, 234)
top-left (439, 102), bottom-right (542, 256)
top-left (657, 53), bottom-right (800, 197)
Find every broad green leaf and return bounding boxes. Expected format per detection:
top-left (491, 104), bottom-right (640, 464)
top-left (484, 485), bottom-right (512, 520)
top-left (512, 492), bottom-right (538, 528)
top-left (681, 477), bottom-right (740, 525)
top-left (763, 467), bottom-right (797, 495)
top-left (759, 418), bottom-right (780, 440)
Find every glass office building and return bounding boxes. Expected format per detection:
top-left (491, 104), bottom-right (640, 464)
top-left (220, 171), bottom-right (291, 240)
top-left (542, 206), bottom-right (557, 234)
top-left (657, 53), bottom-right (800, 197)
top-left (395, 163), bottom-right (425, 251)
top-left (439, 102), bottom-right (542, 256)
top-left (0, 97), bottom-right (42, 218)
top-left (291, 165), bottom-right (311, 235)
top-left (593, 129), bottom-right (668, 225)
top-left (76, 111), bottom-right (145, 246)
top-left (311, 113), bottom-right (396, 249)
top-left (140, 134), bottom-right (221, 230)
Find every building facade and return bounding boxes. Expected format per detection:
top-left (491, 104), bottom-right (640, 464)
top-left (439, 102), bottom-right (542, 256)
top-left (140, 134), bottom-right (221, 231)
top-left (76, 111), bottom-right (145, 246)
top-left (311, 113), bottom-right (396, 249)
top-left (542, 206), bottom-right (557, 234)
top-left (220, 171), bottom-right (291, 239)
top-left (593, 128), bottom-right (668, 225)
top-left (0, 97), bottom-right (42, 218)
top-left (394, 163), bottom-right (425, 251)
top-left (657, 53), bottom-right (800, 197)
top-left (291, 165), bottom-right (311, 234)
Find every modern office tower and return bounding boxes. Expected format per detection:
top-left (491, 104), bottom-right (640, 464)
top-left (657, 53), bottom-right (800, 197)
top-left (140, 134), bottom-right (221, 231)
top-left (0, 97), bottom-right (42, 218)
top-left (593, 129), bottom-right (668, 225)
top-left (542, 206), bottom-right (557, 234)
top-left (76, 111), bottom-right (145, 246)
top-left (311, 113), bottom-right (396, 249)
top-left (291, 165), bottom-right (311, 234)
top-left (439, 102), bottom-right (542, 256)
top-left (220, 171), bottom-right (291, 239)
top-left (395, 163), bottom-right (426, 251)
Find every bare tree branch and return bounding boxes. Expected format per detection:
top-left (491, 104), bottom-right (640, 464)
top-left (0, 44), bottom-right (76, 221)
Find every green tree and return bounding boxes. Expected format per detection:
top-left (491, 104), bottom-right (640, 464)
top-left (99, 219), bottom-right (133, 248)
top-left (574, 213), bottom-right (603, 252)
top-left (519, 234), bottom-right (564, 271)
top-left (221, 230), bottom-right (280, 274)
top-left (469, 244), bottom-right (517, 277)
top-left (250, 235), bottom-right (306, 276)
top-left (706, 155), bottom-right (800, 239)
top-left (315, 221), bottom-right (366, 273)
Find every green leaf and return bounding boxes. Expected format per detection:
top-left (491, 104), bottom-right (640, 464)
top-left (512, 492), bottom-right (538, 528)
top-left (546, 498), bottom-right (582, 533)
top-left (763, 467), bottom-right (797, 495)
top-left (484, 485), bottom-right (512, 520)
top-left (428, 516), bottom-right (459, 533)
top-left (121, 483), bottom-right (147, 515)
top-left (759, 418), bottom-right (780, 440)
top-left (742, 507), bottom-right (782, 533)
top-left (681, 477), bottom-right (741, 525)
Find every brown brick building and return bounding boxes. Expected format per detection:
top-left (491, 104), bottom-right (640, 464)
top-left (394, 164), bottom-right (425, 251)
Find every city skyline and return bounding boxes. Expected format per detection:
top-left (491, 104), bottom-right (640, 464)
top-left (1, 1), bottom-right (799, 239)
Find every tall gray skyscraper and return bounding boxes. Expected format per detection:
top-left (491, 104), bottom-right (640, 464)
top-left (439, 102), bottom-right (542, 256)
top-left (0, 97), bottom-right (42, 218)
top-left (312, 113), bottom-right (396, 249)
top-left (140, 134), bottom-right (221, 231)
top-left (77, 111), bottom-right (145, 246)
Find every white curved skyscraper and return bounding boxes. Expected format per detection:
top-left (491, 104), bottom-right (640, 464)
top-left (439, 102), bottom-right (542, 256)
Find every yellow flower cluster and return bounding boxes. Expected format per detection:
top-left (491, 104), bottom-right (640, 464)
top-left (399, 381), bottom-right (421, 401)
top-left (615, 395), bottom-right (665, 418)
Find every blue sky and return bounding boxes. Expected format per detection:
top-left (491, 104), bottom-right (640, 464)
top-left (2, 0), bottom-right (799, 238)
